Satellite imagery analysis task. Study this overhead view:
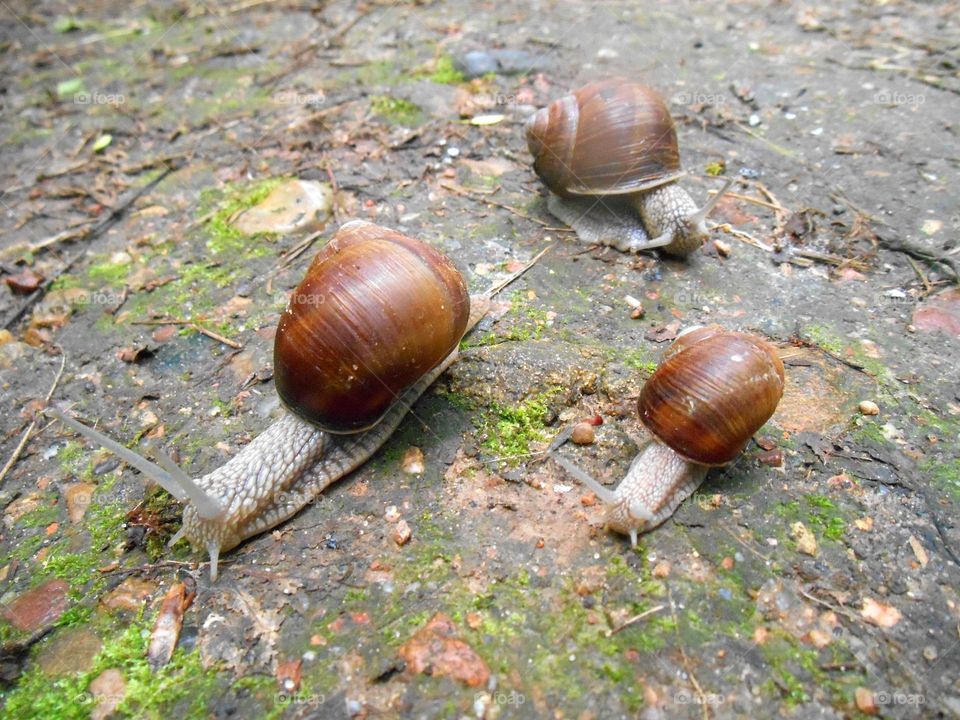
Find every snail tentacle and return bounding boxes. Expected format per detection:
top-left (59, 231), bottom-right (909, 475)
top-left (550, 452), bottom-right (618, 506)
top-left (46, 407), bottom-right (224, 520)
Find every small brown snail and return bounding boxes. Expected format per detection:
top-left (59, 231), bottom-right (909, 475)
top-left (553, 325), bottom-right (784, 545)
top-left (525, 78), bottom-right (732, 257)
top-left (48, 220), bottom-right (537, 580)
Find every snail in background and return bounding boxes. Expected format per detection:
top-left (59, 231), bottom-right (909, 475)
top-left (48, 220), bottom-right (540, 580)
top-left (525, 78), bottom-right (732, 257)
top-left (553, 325), bottom-right (784, 545)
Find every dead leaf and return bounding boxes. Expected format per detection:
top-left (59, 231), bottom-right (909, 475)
top-left (791, 521), bottom-right (818, 556)
top-left (31, 288), bottom-right (89, 329)
top-left (276, 658), bottom-right (302, 693)
top-left (116, 345), bottom-right (154, 364)
top-left (908, 536), bottom-right (929, 567)
top-left (5, 268), bottom-right (43, 294)
top-left (861, 597), bottom-right (901, 628)
top-left (645, 321), bottom-right (681, 343)
top-left (147, 582), bottom-right (195, 669)
top-left (399, 613), bottom-right (490, 688)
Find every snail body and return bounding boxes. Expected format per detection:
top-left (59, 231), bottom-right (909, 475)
top-left (553, 325), bottom-right (784, 545)
top-left (525, 79), bottom-right (730, 257)
top-left (49, 220), bottom-right (517, 580)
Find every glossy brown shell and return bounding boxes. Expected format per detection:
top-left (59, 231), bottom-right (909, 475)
top-left (273, 221), bottom-right (470, 434)
top-left (637, 326), bottom-right (785, 466)
top-left (525, 78), bottom-right (683, 198)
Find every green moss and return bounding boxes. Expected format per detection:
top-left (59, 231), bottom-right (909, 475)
top-left (758, 630), bottom-right (865, 708)
top-left (87, 257), bottom-right (132, 287)
top-left (466, 290), bottom-right (550, 347)
top-left (0, 614), bottom-right (223, 719)
top-left (802, 324), bottom-right (844, 355)
top-left (197, 177), bottom-right (287, 255)
top-left (41, 500), bottom-right (126, 595)
top-left (356, 59), bottom-right (402, 85)
top-left (477, 392), bottom-right (554, 465)
top-left (49, 274), bottom-right (83, 291)
top-left (622, 350), bottom-right (657, 374)
top-left (776, 494), bottom-right (848, 544)
top-left (920, 457), bottom-right (960, 500)
top-left (17, 502), bottom-right (59, 529)
top-left (427, 55), bottom-right (464, 84)
top-left (370, 95), bottom-right (423, 126)
top-left (58, 440), bottom-right (85, 471)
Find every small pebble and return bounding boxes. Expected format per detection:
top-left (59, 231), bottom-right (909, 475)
top-left (384, 505), bottom-right (401, 523)
top-left (721, 556), bottom-right (735, 570)
top-left (748, 114), bottom-right (760, 126)
top-left (714, 239), bottom-right (732, 257)
top-left (923, 645), bottom-right (938, 662)
top-left (630, 304), bottom-right (645, 319)
top-left (571, 422), bottom-right (595, 445)
top-left (401, 447), bottom-right (425, 474)
top-left (854, 687), bottom-right (877, 714)
top-left (859, 400), bottom-right (880, 416)
top-left (393, 519), bottom-right (412, 546)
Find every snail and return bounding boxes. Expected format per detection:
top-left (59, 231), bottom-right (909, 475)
top-left (47, 220), bottom-right (540, 580)
top-left (525, 78), bottom-right (732, 257)
top-left (552, 325), bottom-right (784, 546)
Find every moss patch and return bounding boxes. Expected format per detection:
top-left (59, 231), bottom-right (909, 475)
top-left (196, 177), bottom-right (288, 255)
top-left (0, 615), bottom-right (223, 719)
top-left (426, 55), bottom-right (464, 84)
top-left (776, 494), bottom-right (847, 543)
top-left (476, 392), bottom-right (553, 465)
top-left (370, 95), bottom-right (423, 126)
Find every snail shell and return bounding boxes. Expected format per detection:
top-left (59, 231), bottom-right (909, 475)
top-left (274, 220), bottom-right (470, 434)
top-left (638, 326), bottom-right (785, 465)
top-left (525, 78), bottom-right (684, 198)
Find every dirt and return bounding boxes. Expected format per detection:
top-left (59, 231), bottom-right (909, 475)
top-left (1, 1), bottom-right (959, 719)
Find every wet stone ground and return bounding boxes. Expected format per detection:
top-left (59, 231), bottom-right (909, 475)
top-left (1, 0), bottom-right (959, 718)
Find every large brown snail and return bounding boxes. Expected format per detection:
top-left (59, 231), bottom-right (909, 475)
top-left (525, 78), bottom-right (731, 257)
top-left (553, 325), bottom-right (784, 545)
top-left (48, 220), bottom-right (535, 580)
